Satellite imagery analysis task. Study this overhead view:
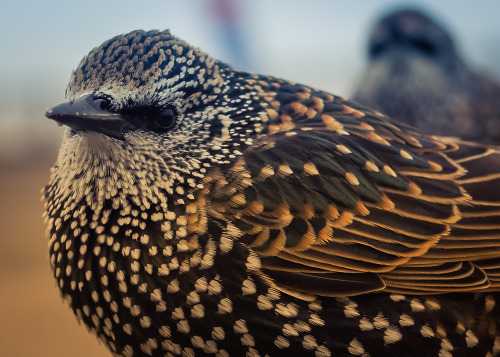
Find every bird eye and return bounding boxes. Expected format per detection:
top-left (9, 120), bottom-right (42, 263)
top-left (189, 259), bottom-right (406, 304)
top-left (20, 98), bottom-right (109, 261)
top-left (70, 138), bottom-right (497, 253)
top-left (411, 39), bottom-right (437, 56)
top-left (369, 43), bottom-right (386, 58)
top-left (94, 96), bottom-right (112, 111)
top-left (151, 106), bottom-right (178, 131)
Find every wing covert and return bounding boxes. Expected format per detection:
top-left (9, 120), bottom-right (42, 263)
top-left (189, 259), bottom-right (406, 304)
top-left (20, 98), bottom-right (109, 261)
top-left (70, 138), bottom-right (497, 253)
top-left (202, 76), bottom-right (500, 296)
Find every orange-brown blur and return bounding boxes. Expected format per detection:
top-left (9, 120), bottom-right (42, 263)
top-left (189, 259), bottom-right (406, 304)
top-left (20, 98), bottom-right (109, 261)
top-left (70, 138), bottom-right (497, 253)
top-left (0, 153), bottom-right (109, 356)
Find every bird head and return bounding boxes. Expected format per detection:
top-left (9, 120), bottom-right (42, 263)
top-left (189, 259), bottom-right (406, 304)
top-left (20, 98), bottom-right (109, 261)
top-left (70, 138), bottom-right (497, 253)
top-left (367, 9), bottom-right (460, 71)
top-left (44, 30), bottom-right (267, 211)
top-left (46, 30), bottom-right (229, 141)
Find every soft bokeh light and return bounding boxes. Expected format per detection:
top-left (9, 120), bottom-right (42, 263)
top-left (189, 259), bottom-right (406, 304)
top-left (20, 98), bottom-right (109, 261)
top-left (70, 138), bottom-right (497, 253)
top-left (1, 1), bottom-right (498, 356)
top-left (1, 0), bottom-right (499, 163)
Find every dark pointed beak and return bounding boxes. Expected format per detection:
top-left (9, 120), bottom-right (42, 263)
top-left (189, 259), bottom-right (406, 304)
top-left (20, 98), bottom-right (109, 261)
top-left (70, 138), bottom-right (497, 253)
top-left (45, 94), bottom-right (136, 140)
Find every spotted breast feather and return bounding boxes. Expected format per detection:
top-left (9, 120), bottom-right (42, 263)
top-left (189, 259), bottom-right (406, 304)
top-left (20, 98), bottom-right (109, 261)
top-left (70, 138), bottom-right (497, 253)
top-left (44, 30), bottom-right (500, 357)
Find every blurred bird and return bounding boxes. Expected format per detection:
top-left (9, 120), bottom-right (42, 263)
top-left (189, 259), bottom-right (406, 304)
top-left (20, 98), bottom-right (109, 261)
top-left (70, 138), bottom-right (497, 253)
top-left (44, 30), bottom-right (500, 357)
top-left (352, 9), bottom-right (500, 144)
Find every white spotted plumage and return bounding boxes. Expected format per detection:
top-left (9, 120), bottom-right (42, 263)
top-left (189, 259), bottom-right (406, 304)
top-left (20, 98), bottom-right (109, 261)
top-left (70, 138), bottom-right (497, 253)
top-left (44, 29), bottom-right (500, 356)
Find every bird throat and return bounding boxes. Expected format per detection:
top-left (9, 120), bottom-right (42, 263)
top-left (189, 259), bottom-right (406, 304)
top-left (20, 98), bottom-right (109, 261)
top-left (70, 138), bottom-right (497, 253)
top-left (42, 130), bottom-right (225, 341)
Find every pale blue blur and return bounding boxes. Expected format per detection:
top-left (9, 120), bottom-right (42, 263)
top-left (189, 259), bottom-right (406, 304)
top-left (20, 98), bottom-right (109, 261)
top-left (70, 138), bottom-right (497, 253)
top-left (1, 0), bottom-right (499, 162)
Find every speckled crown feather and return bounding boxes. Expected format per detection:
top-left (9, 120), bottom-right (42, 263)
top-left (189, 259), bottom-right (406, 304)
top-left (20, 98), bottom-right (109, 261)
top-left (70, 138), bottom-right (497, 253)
top-left (67, 30), bottom-right (224, 110)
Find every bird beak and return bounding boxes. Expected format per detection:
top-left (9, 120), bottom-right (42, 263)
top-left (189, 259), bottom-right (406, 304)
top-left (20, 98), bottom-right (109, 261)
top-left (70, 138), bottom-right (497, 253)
top-left (45, 94), bottom-right (135, 140)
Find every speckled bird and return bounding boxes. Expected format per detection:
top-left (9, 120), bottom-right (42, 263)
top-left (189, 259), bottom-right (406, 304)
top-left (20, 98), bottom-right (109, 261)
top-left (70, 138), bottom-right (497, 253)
top-left (44, 30), bottom-right (500, 357)
top-left (352, 9), bottom-right (500, 144)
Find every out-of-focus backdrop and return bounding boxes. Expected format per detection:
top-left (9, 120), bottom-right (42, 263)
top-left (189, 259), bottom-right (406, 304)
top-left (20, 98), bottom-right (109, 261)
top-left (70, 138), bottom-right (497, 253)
top-left (1, 0), bottom-right (499, 356)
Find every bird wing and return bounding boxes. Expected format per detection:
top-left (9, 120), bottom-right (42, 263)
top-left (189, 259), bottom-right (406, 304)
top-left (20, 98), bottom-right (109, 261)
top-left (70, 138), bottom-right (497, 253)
top-left (203, 78), bottom-right (500, 297)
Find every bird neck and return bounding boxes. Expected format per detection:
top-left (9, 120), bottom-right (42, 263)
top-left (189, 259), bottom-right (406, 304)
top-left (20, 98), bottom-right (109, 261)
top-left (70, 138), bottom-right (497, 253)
top-left (43, 131), bottom-right (221, 316)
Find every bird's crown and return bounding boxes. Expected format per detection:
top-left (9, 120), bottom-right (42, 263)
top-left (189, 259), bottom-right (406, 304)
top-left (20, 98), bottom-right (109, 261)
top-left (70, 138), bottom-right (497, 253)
top-left (66, 30), bottom-right (225, 111)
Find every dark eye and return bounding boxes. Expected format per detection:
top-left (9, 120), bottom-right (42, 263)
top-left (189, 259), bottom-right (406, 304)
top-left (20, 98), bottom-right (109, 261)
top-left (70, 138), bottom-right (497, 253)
top-left (151, 106), bottom-right (178, 131)
top-left (410, 38), bottom-right (437, 56)
top-left (369, 42), bottom-right (387, 58)
top-left (96, 98), bottom-right (111, 110)
top-left (93, 94), bottom-right (113, 111)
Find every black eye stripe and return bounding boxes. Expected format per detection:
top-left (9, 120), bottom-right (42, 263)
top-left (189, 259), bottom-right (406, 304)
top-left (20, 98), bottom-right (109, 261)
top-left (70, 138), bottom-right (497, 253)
top-left (121, 105), bottom-right (179, 133)
top-left (410, 38), bottom-right (437, 55)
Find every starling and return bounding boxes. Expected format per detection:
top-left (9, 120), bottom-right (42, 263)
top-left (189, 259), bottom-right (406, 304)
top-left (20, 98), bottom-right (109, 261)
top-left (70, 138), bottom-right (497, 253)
top-left (352, 9), bottom-right (500, 144)
top-left (44, 30), bottom-right (500, 357)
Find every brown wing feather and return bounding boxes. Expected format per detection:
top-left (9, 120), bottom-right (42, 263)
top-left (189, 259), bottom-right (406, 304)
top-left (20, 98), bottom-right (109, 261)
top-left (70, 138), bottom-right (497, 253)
top-left (203, 76), bottom-right (500, 297)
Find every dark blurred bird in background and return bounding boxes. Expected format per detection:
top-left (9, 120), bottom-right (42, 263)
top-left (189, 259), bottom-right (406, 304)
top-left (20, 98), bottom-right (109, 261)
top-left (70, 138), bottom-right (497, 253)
top-left (44, 30), bottom-right (500, 357)
top-left (352, 9), bottom-right (500, 144)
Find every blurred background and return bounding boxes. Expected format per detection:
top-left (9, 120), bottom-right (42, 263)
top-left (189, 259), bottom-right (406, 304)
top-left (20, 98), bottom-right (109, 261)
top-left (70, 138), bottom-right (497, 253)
top-left (1, 0), bottom-right (499, 356)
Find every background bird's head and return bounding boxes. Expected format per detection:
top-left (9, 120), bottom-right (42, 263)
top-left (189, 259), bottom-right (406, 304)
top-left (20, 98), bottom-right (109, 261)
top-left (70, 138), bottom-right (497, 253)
top-left (352, 8), bottom-right (477, 135)
top-left (367, 9), bottom-right (460, 72)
